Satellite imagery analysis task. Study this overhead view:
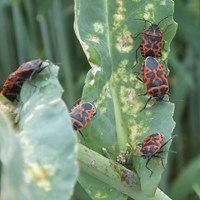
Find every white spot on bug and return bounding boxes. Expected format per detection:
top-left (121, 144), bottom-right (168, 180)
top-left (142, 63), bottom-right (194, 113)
top-left (116, 32), bottom-right (133, 53)
top-left (93, 22), bottom-right (104, 34)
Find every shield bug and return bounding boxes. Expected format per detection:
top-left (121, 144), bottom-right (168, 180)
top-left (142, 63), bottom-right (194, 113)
top-left (138, 133), bottom-right (175, 177)
top-left (1, 59), bottom-right (44, 101)
top-left (134, 15), bottom-right (173, 65)
top-left (137, 56), bottom-right (169, 110)
top-left (70, 101), bottom-right (97, 137)
top-left (1, 76), bottom-right (24, 102)
top-left (12, 59), bottom-right (44, 80)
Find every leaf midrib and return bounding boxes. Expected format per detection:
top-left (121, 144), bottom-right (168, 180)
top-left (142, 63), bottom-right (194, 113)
top-left (105, 0), bottom-right (128, 151)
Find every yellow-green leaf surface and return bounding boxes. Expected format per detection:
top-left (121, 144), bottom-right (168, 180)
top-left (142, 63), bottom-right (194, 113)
top-left (75, 0), bottom-right (177, 198)
top-left (17, 61), bottom-right (78, 200)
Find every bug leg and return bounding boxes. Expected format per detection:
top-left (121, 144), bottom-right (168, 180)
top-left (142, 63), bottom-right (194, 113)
top-left (135, 72), bottom-right (144, 83)
top-left (163, 23), bottom-right (174, 34)
top-left (78, 130), bottom-right (85, 141)
top-left (153, 155), bottom-right (166, 171)
top-left (160, 134), bottom-right (177, 149)
top-left (154, 155), bottom-right (167, 171)
top-left (72, 122), bottom-right (86, 142)
top-left (140, 97), bottom-right (152, 112)
top-left (72, 98), bottom-right (82, 107)
top-left (133, 45), bottom-right (141, 68)
top-left (156, 150), bottom-right (177, 154)
top-left (145, 158), bottom-right (153, 177)
top-left (138, 92), bottom-right (147, 96)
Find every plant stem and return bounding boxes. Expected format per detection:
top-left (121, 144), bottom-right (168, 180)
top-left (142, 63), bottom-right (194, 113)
top-left (78, 144), bottom-right (172, 200)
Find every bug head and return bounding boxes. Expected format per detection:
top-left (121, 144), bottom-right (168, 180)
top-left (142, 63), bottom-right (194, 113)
top-left (155, 95), bottom-right (165, 102)
top-left (150, 24), bottom-right (159, 30)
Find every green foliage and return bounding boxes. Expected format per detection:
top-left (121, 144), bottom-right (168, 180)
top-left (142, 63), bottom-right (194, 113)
top-left (0, 0), bottom-right (200, 199)
top-left (0, 110), bottom-right (24, 200)
top-left (169, 155), bottom-right (200, 200)
top-left (75, 0), bottom-right (177, 198)
top-left (0, 61), bottom-right (78, 200)
top-left (0, 0), bottom-right (81, 105)
top-left (77, 144), bottom-right (172, 200)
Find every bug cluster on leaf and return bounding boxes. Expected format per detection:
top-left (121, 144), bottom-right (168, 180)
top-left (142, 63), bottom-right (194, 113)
top-left (133, 15), bottom-right (175, 177)
top-left (68, 15), bottom-right (176, 178)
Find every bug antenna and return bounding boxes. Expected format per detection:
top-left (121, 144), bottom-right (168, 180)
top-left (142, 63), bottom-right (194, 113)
top-left (72, 98), bottom-right (82, 106)
top-left (91, 98), bottom-right (97, 104)
top-left (160, 134), bottom-right (177, 149)
top-left (135, 18), bottom-right (153, 25)
top-left (78, 130), bottom-right (86, 145)
top-left (157, 15), bottom-right (173, 26)
top-left (167, 93), bottom-right (184, 103)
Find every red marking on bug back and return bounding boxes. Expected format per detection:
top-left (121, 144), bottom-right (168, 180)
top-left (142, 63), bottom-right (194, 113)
top-left (1, 59), bottom-right (44, 101)
top-left (140, 23), bottom-right (164, 58)
top-left (143, 56), bottom-right (169, 101)
top-left (136, 56), bottom-right (169, 110)
top-left (134, 15), bottom-right (173, 66)
top-left (138, 133), bottom-right (175, 177)
top-left (70, 101), bottom-right (97, 136)
top-left (13, 59), bottom-right (43, 79)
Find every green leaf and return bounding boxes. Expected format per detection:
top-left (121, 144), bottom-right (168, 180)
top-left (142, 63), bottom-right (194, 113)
top-left (75, 0), bottom-right (177, 198)
top-left (169, 155), bottom-right (200, 200)
top-left (17, 61), bottom-right (78, 200)
top-left (193, 183), bottom-right (200, 199)
top-left (0, 110), bottom-right (25, 200)
top-left (78, 144), bottom-right (172, 200)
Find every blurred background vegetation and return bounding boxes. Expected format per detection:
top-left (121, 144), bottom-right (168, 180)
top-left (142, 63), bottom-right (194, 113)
top-left (0, 0), bottom-right (199, 199)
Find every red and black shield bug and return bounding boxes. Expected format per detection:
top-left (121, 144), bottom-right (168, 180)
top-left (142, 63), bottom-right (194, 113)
top-left (134, 15), bottom-right (173, 66)
top-left (1, 59), bottom-right (44, 101)
top-left (138, 133), bottom-right (175, 177)
top-left (70, 101), bottom-right (97, 137)
top-left (137, 56), bottom-right (169, 110)
top-left (1, 76), bottom-right (23, 101)
top-left (12, 59), bottom-right (43, 80)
